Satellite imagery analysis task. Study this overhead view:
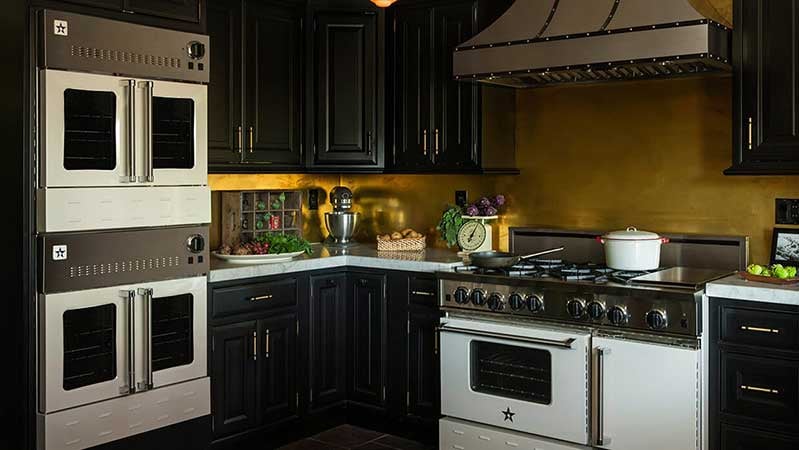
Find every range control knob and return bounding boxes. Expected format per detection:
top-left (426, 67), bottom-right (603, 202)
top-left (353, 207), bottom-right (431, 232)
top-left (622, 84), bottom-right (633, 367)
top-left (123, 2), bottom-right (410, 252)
top-left (187, 41), bottom-right (206, 59)
top-left (607, 306), bottom-right (629, 325)
top-left (453, 287), bottom-right (470, 304)
top-left (527, 294), bottom-right (544, 313)
top-left (646, 309), bottom-right (669, 330)
top-left (508, 293), bottom-right (525, 311)
top-left (471, 289), bottom-right (487, 306)
top-left (566, 298), bottom-right (587, 319)
top-left (587, 301), bottom-right (606, 320)
top-left (187, 234), bottom-right (205, 254)
top-left (487, 293), bottom-right (504, 311)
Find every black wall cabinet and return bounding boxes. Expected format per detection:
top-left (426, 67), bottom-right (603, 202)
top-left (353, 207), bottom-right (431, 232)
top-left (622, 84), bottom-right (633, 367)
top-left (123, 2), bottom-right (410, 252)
top-left (207, 0), bottom-right (242, 166)
top-left (728, 0), bottom-right (799, 174)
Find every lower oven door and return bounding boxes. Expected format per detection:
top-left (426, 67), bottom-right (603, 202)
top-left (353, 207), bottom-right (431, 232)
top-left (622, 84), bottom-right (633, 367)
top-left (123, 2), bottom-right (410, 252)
top-left (440, 317), bottom-right (591, 445)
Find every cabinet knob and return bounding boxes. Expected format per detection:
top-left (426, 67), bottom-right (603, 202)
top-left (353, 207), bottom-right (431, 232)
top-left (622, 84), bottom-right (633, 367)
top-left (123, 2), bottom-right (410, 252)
top-left (359, 279), bottom-right (368, 287)
top-left (327, 279), bottom-right (337, 287)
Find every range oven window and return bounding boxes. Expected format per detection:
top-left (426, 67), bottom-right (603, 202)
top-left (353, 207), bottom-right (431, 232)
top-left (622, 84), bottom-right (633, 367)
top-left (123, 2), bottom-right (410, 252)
top-left (471, 341), bottom-right (552, 404)
top-left (152, 97), bottom-right (195, 169)
top-left (152, 293), bottom-right (194, 372)
top-left (63, 89), bottom-right (117, 171)
top-left (63, 304), bottom-right (117, 390)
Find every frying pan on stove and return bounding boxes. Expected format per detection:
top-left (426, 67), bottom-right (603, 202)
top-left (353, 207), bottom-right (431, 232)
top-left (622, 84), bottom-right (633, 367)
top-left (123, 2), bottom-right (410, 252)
top-left (468, 247), bottom-right (565, 270)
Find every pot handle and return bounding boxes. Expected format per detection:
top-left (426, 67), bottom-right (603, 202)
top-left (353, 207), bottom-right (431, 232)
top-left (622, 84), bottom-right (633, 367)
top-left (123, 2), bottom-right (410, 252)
top-left (595, 236), bottom-right (606, 244)
top-left (661, 237), bottom-right (670, 244)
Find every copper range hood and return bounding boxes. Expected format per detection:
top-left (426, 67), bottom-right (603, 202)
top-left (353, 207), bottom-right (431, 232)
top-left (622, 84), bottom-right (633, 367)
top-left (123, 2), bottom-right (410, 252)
top-left (453, 0), bottom-right (731, 88)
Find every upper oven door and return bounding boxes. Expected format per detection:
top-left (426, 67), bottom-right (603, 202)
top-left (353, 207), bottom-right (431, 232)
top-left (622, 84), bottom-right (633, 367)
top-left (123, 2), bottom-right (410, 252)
top-left (40, 69), bottom-right (132, 188)
top-left (440, 317), bottom-right (591, 446)
top-left (139, 277), bottom-right (207, 390)
top-left (137, 79), bottom-right (207, 187)
top-left (39, 284), bottom-right (133, 413)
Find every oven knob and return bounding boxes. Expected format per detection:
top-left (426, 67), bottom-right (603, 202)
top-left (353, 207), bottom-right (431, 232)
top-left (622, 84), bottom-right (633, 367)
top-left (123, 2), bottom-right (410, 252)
top-left (526, 294), bottom-right (544, 313)
top-left (566, 298), bottom-right (587, 319)
top-left (587, 301), bottom-right (606, 320)
top-left (508, 293), bottom-right (525, 310)
top-left (187, 41), bottom-right (206, 59)
top-left (187, 234), bottom-right (205, 254)
top-left (453, 287), bottom-right (470, 304)
top-left (608, 306), bottom-right (629, 325)
top-left (471, 289), bottom-right (487, 306)
top-left (487, 293), bottom-right (504, 311)
top-left (646, 309), bottom-right (668, 330)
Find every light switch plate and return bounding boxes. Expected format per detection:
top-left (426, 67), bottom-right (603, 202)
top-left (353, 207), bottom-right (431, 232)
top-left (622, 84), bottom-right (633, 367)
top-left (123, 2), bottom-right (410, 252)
top-left (776, 198), bottom-right (799, 225)
top-left (308, 189), bottom-right (319, 210)
top-left (455, 190), bottom-right (468, 207)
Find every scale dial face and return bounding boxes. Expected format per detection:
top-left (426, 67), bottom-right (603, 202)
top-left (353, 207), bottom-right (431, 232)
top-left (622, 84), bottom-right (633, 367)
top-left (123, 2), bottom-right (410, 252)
top-left (457, 221), bottom-right (487, 252)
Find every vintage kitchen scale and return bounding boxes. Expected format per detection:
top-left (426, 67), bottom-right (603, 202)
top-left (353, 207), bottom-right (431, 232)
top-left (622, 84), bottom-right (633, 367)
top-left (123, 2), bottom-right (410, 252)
top-left (457, 215), bottom-right (498, 254)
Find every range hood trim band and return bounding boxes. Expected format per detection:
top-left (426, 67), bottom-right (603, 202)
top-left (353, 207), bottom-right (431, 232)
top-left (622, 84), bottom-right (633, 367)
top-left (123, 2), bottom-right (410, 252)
top-left (455, 18), bottom-right (728, 52)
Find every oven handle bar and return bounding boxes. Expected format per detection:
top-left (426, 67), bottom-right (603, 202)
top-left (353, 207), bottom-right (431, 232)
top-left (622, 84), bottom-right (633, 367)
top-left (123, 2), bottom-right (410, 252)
top-left (437, 324), bottom-right (576, 349)
top-left (596, 347), bottom-right (612, 447)
top-left (120, 289), bottom-right (136, 395)
top-left (126, 80), bottom-right (137, 183)
top-left (137, 287), bottom-right (154, 391)
top-left (141, 81), bottom-right (154, 183)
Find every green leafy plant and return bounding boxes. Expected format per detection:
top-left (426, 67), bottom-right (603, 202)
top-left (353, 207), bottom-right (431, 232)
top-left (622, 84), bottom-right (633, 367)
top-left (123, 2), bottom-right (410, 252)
top-left (254, 232), bottom-right (313, 255)
top-left (436, 205), bottom-right (464, 248)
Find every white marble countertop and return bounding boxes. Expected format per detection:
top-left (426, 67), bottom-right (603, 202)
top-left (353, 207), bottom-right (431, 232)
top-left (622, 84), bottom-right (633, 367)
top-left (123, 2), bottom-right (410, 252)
top-left (706, 275), bottom-right (799, 306)
top-left (209, 243), bottom-right (466, 283)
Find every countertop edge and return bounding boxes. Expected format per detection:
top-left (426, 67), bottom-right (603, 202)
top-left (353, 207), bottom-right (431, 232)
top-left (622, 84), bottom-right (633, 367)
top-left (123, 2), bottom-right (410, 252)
top-left (706, 275), bottom-right (799, 306)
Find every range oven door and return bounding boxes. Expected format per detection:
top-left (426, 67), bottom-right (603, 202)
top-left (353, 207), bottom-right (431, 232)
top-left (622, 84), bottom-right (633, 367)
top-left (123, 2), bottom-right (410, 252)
top-left (40, 277), bottom-right (207, 414)
top-left (40, 69), bottom-right (207, 188)
top-left (440, 317), bottom-right (591, 445)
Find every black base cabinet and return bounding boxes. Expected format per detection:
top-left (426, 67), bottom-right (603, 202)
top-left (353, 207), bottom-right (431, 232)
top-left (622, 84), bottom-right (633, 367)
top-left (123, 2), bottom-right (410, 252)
top-left (709, 297), bottom-right (799, 449)
top-left (209, 268), bottom-right (440, 449)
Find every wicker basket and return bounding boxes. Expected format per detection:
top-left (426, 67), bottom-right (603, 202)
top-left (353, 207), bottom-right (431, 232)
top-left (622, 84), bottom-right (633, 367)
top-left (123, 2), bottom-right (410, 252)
top-left (376, 236), bottom-right (426, 252)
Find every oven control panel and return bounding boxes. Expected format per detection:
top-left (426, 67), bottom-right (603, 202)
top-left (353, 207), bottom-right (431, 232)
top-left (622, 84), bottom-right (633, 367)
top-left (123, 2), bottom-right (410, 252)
top-left (439, 278), bottom-right (700, 337)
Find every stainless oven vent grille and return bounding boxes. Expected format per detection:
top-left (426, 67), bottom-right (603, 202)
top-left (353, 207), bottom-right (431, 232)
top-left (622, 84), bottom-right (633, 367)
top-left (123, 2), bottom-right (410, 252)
top-left (68, 256), bottom-right (182, 279)
top-left (70, 46), bottom-right (182, 69)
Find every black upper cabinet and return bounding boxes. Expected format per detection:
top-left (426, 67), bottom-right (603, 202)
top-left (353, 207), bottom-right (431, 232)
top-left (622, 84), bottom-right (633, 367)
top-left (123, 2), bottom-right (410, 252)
top-left (309, 273), bottom-right (348, 411)
top-left (257, 313), bottom-right (300, 426)
top-left (244, 1), bottom-right (304, 167)
top-left (61, 0), bottom-right (121, 10)
top-left (728, 0), bottom-right (799, 175)
top-left (311, 12), bottom-right (381, 169)
top-left (348, 273), bottom-right (387, 408)
top-left (124, 0), bottom-right (201, 23)
top-left (211, 321), bottom-right (258, 439)
top-left (207, 0), bottom-right (243, 166)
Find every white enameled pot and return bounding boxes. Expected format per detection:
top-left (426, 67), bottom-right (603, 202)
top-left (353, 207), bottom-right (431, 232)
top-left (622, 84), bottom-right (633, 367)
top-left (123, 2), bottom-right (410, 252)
top-left (597, 227), bottom-right (670, 271)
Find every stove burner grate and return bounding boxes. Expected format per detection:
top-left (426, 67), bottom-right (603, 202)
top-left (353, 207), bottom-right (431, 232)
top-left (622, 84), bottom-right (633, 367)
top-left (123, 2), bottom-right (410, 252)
top-left (455, 260), bottom-right (661, 284)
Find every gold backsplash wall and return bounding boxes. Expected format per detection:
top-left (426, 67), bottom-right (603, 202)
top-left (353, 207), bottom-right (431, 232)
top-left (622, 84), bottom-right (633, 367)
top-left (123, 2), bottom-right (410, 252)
top-left (210, 76), bottom-right (798, 263)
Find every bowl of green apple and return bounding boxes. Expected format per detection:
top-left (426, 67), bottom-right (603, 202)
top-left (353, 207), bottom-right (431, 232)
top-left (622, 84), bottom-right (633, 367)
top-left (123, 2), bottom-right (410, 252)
top-left (740, 263), bottom-right (799, 284)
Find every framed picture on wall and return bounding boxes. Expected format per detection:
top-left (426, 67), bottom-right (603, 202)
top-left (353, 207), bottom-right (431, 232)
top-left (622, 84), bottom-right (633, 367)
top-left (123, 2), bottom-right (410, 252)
top-left (770, 228), bottom-right (799, 266)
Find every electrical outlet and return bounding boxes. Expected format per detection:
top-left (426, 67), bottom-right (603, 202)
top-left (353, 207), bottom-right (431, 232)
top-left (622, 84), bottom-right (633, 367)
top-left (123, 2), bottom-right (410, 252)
top-left (308, 189), bottom-right (319, 210)
top-left (455, 190), bottom-right (468, 207)
top-left (776, 198), bottom-right (799, 224)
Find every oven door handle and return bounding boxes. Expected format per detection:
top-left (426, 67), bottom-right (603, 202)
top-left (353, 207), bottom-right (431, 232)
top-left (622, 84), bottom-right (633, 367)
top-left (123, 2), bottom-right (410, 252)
top-left (140, 81), bottom-right (154, 183)
top-left (126, 80), bottom-right (137, 183)
top-left (437, 324), bottom-right (576, 349)
top-left (120, 289), bottom-right (136, 395)
top-left (596, 347), bottom-right (612, 447)
top-left (137, 288), bottom-right (154, 391)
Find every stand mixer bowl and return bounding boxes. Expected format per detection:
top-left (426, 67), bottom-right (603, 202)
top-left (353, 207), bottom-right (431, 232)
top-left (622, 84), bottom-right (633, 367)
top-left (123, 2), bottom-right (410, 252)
top-left (325, 212), bottom-right (359, 244)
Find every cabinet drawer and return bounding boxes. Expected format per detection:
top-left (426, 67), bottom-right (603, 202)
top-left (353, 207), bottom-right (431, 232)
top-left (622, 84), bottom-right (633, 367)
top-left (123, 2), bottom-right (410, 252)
top-left (409, 275), bottom-right (437, 306)
top-left (721, 306), bottom-right (799, 352)
top-left (720, 423), bottom-right (799, 450)
top-left (720, 350), bottom-right (799, 427)
top-left (212, 278), bottom-right (298, 318)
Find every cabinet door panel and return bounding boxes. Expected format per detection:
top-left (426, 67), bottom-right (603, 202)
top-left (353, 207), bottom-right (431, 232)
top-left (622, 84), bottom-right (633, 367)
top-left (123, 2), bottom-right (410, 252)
top-left (244, 1), bottom-right (303, 166)
top-left (314, 13), bottom-right (378, 166)
top-left (62, 0), bottom-right (123, 10)
top-left (258, 313), bottom-right (299, 426)
top-left (349, 273), bottom-right (387, 407)
top-left (124, 0), bottom-right (201, 23)
top-left (720, 423), bottom-right (799, 450)
top-left (211, 322), bottom-right (257, 438)
top-left (207, 0), bottom-right (243, 165)
top-left (309, 274), bottom-right (348, 410)
top-left (392, 8), bottom-right (434, 171)
top-left (433, 2), bottom-right (478, 170)
top-left (406, 305), bottom-right (440, 422)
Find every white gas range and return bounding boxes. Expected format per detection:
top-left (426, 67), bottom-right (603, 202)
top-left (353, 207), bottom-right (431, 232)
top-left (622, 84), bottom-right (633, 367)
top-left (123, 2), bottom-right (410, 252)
top-left (436, 228), bottom-right (748, 450)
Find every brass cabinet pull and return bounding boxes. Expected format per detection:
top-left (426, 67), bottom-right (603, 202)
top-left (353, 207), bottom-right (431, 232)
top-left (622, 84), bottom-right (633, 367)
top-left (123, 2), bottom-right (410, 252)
top-left (249, 294), bottom-right (273, 302)
top-left (248, 126), bottom-right (254, 153)
top-left (236, 126), bottom-right (243, 153)
top-left (434, 129), bottom-right (440, 155)
top-left (740, 325), bottom-right (779, 334)
top-left (367, 132), bottom-right (373, 156)
top-left (265, 329), bottom-right (270, 358)
top-left (411, 291), bottom-right (436, 297)
top-left (747, 117), bottom-right (753, 150)
top-left (741, 385), bottom-right (779, 395)
top-left (252, 331), bottom-right (257, 361)
top-left (423, 129), bottom-right (428, 154)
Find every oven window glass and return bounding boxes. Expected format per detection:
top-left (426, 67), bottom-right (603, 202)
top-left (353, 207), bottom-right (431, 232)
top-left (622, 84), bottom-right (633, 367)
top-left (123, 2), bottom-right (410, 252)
top-left (471, 341), bottom-right (552, 404)
top-left (152, 293), bottom-right (194, 372)
top-left (63, 89), bottom-right (117, 170)
top-left (63, 304), bottom-right (117, 391)
top-left (152, 97), bottom-right (195, 169)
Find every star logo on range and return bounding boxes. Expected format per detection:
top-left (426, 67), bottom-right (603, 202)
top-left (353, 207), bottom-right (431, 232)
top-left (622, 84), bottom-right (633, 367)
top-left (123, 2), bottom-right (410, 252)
top-left (54, 20), bottom-right (68, 36)
top-left (502, 407), bottom-right (515, 422)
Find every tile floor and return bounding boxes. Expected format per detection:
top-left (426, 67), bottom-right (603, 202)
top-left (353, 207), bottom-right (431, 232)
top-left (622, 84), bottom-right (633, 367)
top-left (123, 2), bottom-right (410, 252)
top-left (277, 425), bottom-right (433, 450)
